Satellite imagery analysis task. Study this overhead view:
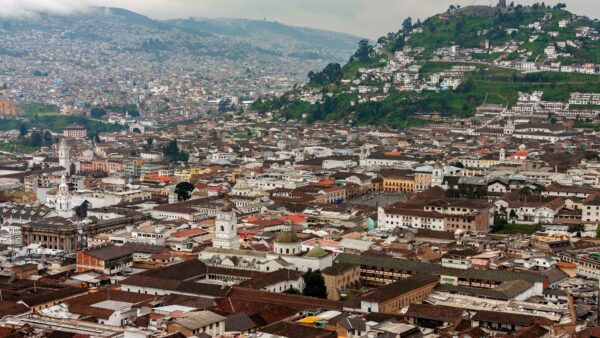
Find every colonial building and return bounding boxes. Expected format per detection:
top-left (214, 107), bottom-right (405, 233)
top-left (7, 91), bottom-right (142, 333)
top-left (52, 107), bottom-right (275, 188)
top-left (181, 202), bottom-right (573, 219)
top-left (76, 244), bottom-right (133, 275)
top-left (63, 124), bottom-right (87, 138)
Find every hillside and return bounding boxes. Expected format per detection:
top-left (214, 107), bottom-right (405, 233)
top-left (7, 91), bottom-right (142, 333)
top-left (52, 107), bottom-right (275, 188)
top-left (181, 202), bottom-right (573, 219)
top-left (0, 7), bottom-right (361, 63)
top-left (254, 2), bottom-right (600, 128)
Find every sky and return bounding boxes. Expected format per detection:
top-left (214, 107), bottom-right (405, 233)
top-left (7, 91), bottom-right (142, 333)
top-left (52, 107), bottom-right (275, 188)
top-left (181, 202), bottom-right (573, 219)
top-left (0, 0), bottom-right (596, 38)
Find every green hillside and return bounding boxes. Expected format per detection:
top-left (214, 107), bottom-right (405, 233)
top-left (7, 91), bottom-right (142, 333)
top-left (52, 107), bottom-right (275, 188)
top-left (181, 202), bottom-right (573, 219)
top-left (254, 2), bottom-right (600, 128)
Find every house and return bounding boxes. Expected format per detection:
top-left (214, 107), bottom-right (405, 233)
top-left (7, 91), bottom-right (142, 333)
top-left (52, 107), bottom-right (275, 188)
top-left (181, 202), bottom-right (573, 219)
top-left (358, 274), bottom-right (439, 313)
top-left (64, 290), bottom-right (156, 326)
top-left (76, 244), bottom-right (133, 275)
top-left (582, 193), bottom-right (600, 223)
top-left (471, 310), bottom-right (553, 334)
top-left (167, 310), bottom-right (226, 337)
top-left (405, 303), bottom-right (466, 328)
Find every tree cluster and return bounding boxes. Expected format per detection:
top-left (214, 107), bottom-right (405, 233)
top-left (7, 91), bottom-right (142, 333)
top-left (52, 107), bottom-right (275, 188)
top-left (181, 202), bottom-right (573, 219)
top-left (349, 39), bottom-right (374, 63)
top-left (163, 139), bottom-right (189, 163)
top-left (308, 63), bottom-right (343, 86)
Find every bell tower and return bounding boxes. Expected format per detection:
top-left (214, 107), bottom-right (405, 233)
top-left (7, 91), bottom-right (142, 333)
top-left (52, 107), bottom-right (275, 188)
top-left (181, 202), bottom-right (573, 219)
top-left (59, 138), bottom-right (70, 172)
top-left (55, 175), bottom-right (74, 218)
top-left (212, 199), bottom-right (240, 250)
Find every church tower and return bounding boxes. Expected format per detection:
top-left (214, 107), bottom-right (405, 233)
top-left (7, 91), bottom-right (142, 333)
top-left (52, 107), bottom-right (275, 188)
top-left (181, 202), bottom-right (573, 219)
top-left (503, 119), bottom-right (514, 135)
top-left (58, 138), bottom-right (70, 172)
top-left (212, 199), bottom-right (240, 250)
top-left (499, 148), bottom-right (506, 161)
top-left (55, 175), bottom-right (74, 218)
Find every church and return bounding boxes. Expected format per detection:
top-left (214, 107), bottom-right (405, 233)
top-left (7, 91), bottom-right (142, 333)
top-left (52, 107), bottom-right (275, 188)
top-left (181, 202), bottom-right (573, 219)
top-left (58, 138), bottom-right (80, 176)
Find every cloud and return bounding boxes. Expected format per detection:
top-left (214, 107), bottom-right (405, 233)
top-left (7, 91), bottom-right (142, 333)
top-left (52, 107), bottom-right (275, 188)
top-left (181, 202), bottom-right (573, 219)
top-left (0, 0), bottom-right (596, 37)
top-left (0, 0), bottom-right (89, 18)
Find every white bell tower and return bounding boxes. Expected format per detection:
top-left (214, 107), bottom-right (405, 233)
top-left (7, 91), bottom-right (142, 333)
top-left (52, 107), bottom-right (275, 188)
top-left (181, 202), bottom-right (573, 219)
top-left (499, 148), bottom-right (506, 162)
top-left (55, 175), bottom-right (74, 218)
top-left (59, 138), bottom-right (70, 172)
top-left (503, 120), bottom-right (514, 135)
top-left (212, 199), bottom-right (240, 250)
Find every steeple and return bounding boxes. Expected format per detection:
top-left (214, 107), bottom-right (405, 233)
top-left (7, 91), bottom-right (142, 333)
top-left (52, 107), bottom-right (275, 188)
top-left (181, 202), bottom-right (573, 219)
top-left (212, 198), bottom-right (240, 250)
top-left (58, 138), bottom-right (70, 171)
top-left (55, 175), bottom-right (74, 218)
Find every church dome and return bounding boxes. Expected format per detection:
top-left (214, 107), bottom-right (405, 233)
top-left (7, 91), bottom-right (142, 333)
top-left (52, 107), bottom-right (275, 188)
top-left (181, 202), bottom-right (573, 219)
top-left (233, 179), bottom-right (250, 190)
top-left (274, 231), bottom-right (300, 244)
top-left (515, 150), bottom-right (528, 156)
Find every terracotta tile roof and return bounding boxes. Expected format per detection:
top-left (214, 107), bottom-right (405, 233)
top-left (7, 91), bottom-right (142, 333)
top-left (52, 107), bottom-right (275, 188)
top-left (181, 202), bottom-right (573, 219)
top-left (82, 245), bottom-right (133, 261)
top-left (228, 287), bottom-right (343, 311)
top-left (472, 310), bottom-right (553, 326)
top-left (406, 303), bottom-right (464, 322)
top-left (362, 274), bottom-right (438, 302)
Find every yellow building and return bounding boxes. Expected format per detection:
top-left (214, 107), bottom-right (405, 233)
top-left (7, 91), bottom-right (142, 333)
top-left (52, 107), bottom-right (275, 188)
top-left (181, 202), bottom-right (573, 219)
top-left (414, 172), bottom-right (432, 192)
top-left (174, 167), bottom-right (212, 182)
top-left (379, 169), bottom-right (416, 192)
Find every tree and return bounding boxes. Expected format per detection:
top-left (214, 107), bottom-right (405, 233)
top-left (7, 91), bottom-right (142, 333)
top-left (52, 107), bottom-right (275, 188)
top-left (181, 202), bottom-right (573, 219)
top-left (174, 182), bottom-right (195, 201)
top-left (520, 186), bottom-right (532, 195)
top-left (350, 39), bottom-right (373, 63)
top-left (509, 209), bottom-right (517, 221)
top-left (302, 270), bottom-right (327, 299)
top-left (30, 131), bottom-right (42, 147)
top-left (19, 124), bottom-right (28, 137)
top-left (146, 137), bottom-right (154, 146)
top-left (308, 63), bottom-right (343, 86)
top-left (163, 139), bottom-right (189, 163)
top-left (90, 107), bottom-right (107, 118)
top-left (75, 201), bottom-right (90, 218)
top-left (553, 3), bottom-right (566, 10)
top-left (43, 131), bottom-right (53, 147)
top-left (402, 17), bottom-right (413, 33)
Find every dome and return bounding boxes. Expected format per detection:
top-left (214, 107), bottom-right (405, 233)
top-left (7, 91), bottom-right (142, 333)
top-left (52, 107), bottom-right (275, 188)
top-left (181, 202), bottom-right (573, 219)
top-left (274, 231), bottom-right (299, 244)
top-left (515, 150), bottom-right (528, 156)
top-left (305, 248), bottom-right (327, 258)
top-left (233, 178), bottom-right (250, 190)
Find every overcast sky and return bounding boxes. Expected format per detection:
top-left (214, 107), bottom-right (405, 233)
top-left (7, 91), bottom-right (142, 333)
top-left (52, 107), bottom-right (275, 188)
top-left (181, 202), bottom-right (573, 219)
top-left (1, 0), bottom-right (596, 38)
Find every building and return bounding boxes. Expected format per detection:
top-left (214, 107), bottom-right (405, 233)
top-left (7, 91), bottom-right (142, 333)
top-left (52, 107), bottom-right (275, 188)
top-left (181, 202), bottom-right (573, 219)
top-left (0, 99), bottom-right (20, 116)
top-left (582, 193), bottom-right (600, 223)
top-left (76, 244), bottom-right (133, 275)
top-left (334, 254), bottom-right (546, 294)
top-left (359, 274), bottom-right (439, 313)
top-left (63, 124), bottom-right (87, 138)
top-left (167, 310), bottom-right (226, 337)
top-left (321, 263), bottom-right (361, 301)
top-left (58, 138), bottom-right (80, 175)
top-left (378, 169), bottom-right (416, 192)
